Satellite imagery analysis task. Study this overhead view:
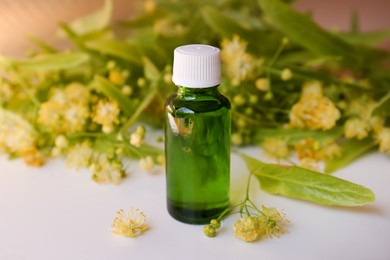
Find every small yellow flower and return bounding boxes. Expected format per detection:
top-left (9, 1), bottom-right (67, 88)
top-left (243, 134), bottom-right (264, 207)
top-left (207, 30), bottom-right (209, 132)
top-left (233, 216), bottom-right (261, 242)
top-left (122, 85), bottom-right (133, 96)
top-left (92, 99), bottom-right (120, 133)
top-left (91, 157), bottom-right (125, 185)
top-left (369, 116), bottom-right (384, 134)
top-left (231, 133), bottom-right (243, 146)
top-left (109, 69), bottom-right (125, 85)
top-left (137, 77), bottom-right (146, 88)
top-left (289, 81), bottom-right (340, 130)
top-left (375, 127), bottom-right (390, 154)
top-left (139, 156), bottom-right (154, 172)
top-left (64, 83), bottom-right (90, 105)
top-left (66, 141), bottom-right (93, 170)
top-left (344, 118), bottom-right (370, 139)
top-left (130, 126), bottom-right (146, 147)
top-left (55, 135), bottom-right (68, 149)
top-left (19, 147), bottom-right (45, 167)
top-left (280, 68), bottom-right (292, 81)
top-left (294, 138), bottom-right (341, 163)
top-left (112, 208), bottom-right (148, 237)
top-left (156, 154), bottom-right (165, 166)
top-left (232, 95), bottom-right (246, 106)
top-left (0, 108), bottom-right (37, 156)
top-left (299, 157), bottom-right (320, 171)
top-left (262, 138), bottom-right (290, 159)
top-left (255, 78), bottom-right (270, 92)
top-left (258, 205), bottom-right (289, 239)
top-left (221, 35), bottom-right (262, 85)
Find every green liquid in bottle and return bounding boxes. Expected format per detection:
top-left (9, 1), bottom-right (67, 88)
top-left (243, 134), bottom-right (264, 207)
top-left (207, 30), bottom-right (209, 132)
top-left (165, 86), bottom-right (231, 224)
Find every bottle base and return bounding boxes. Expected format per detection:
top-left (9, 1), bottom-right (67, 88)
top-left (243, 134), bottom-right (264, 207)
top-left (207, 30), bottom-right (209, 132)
top-left (167, 201), bottom-right (228, 224)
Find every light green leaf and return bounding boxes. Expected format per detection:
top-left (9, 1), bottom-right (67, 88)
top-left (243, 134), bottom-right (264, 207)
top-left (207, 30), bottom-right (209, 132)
top-left (325, 139), bottom-right (377, 173)
top-left (142, 57), bottom-right (161, 83)
top-left (85, 39), bottom-right (142, 64)
top-left (0, 52), bottom-right (89, 72)
top-left (68, 0), bottom-right (112, 35)
top-left (90, 75), bottom-right (133, 116)
top-left (257, 0), bottom-right (367, 66)
top-left (241, 153), bottom-right (375, 206)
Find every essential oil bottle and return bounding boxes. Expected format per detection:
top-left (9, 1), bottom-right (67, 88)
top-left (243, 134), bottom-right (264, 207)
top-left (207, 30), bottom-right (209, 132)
top-left (165, 44), bottom-right (231, 224)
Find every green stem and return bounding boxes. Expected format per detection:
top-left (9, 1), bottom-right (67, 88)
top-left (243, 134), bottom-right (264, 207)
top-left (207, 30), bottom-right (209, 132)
top-left (123, 143), bottom-right (144, 158)
top-left (9, 68), bottom-right (40, 107)
top-left (245, 173), bottom-right (252, 200)
top-left (216, 202), bottom-right (243, 221)
top-left (247, 199), bottom-right (265, 217)
top-left (120, 87), bottom-right (157, 135)
top-left (267, 39), bottom-right (288, 68)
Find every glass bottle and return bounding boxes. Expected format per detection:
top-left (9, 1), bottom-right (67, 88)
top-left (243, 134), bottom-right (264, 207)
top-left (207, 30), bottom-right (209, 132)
top-left (165, 44), bottom-right (231, 224)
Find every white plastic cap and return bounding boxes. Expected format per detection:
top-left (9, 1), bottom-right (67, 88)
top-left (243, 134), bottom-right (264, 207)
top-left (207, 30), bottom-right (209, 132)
top-left (172, 44), bottom-right (221, 88)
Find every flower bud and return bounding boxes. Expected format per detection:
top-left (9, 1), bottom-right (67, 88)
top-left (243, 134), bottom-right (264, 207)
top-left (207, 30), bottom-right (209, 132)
top-left (203, 225), bottom-right (216, 237)
top-left (210, 219), bottom-right (221, 229)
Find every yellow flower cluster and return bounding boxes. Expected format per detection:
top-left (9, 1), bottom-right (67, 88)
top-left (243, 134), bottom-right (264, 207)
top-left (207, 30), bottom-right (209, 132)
top-left (289, 81), bottom-right (340, 130)
top-left (0, 108), bottom-right (43, 166)
top-left (112, 208), bottom-right (148, 237)
top-left (233, 216), bottom-right (261, 242)
top-left (233, 206), bottom-right (289, 242)
top-left (376, 127), bottom-right (390, 154)
top-left (66, 141), bottom-right (94, 170)
top-left (38, 83), bottom-right (90, 134)
top-left (90, 157), bottom-right (125, 185)
top-left (344, 98), bottom-right (384, 140)
top-left (92, 99), bottom-right (120, 134)
top-left (221, 35), bottom-right (262, 86)
top-left (293, 138), bottom-right (341, 171)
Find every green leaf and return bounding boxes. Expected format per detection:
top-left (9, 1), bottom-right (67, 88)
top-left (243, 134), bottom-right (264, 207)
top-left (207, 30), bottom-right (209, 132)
top-left (90, 75), bottom-right (134, 116)
top-left (241, 153), bottom-right (375, 206)
top-left (372, 92), bottom-right (390, 117)
top-left (257, 0), bottom-right (372, 67)
top-left (67, 0), bottom-right (113, 35)
top-left (325, 139), bottom-right (377, 173)
top-left (340, 30), bottom-right (390, 46)
top-left (201, 6), bottom-right (250, 39)
top-left (1, 52), bottom-right (89, 72)
top-left (85, 39), bottom-right (142, 64)
top-left (27, 36), bottom-right (58, 54)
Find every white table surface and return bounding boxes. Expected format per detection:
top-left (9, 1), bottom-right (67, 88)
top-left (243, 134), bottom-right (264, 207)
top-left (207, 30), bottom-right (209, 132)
top-left (0, 147), bottom-right (389, 260)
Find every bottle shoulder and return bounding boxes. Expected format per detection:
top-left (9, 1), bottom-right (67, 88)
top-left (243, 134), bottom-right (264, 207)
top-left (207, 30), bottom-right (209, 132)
top-left (165, 92), bottom-right (231, 115)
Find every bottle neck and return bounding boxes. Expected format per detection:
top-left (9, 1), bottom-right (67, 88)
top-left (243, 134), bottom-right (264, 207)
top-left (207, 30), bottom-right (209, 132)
top-left (177, 85), bottom-right (220, 96)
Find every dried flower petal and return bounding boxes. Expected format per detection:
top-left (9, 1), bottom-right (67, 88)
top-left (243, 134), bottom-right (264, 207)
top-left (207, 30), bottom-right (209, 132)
top-left (112, 208), bottom-right (148, 237)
